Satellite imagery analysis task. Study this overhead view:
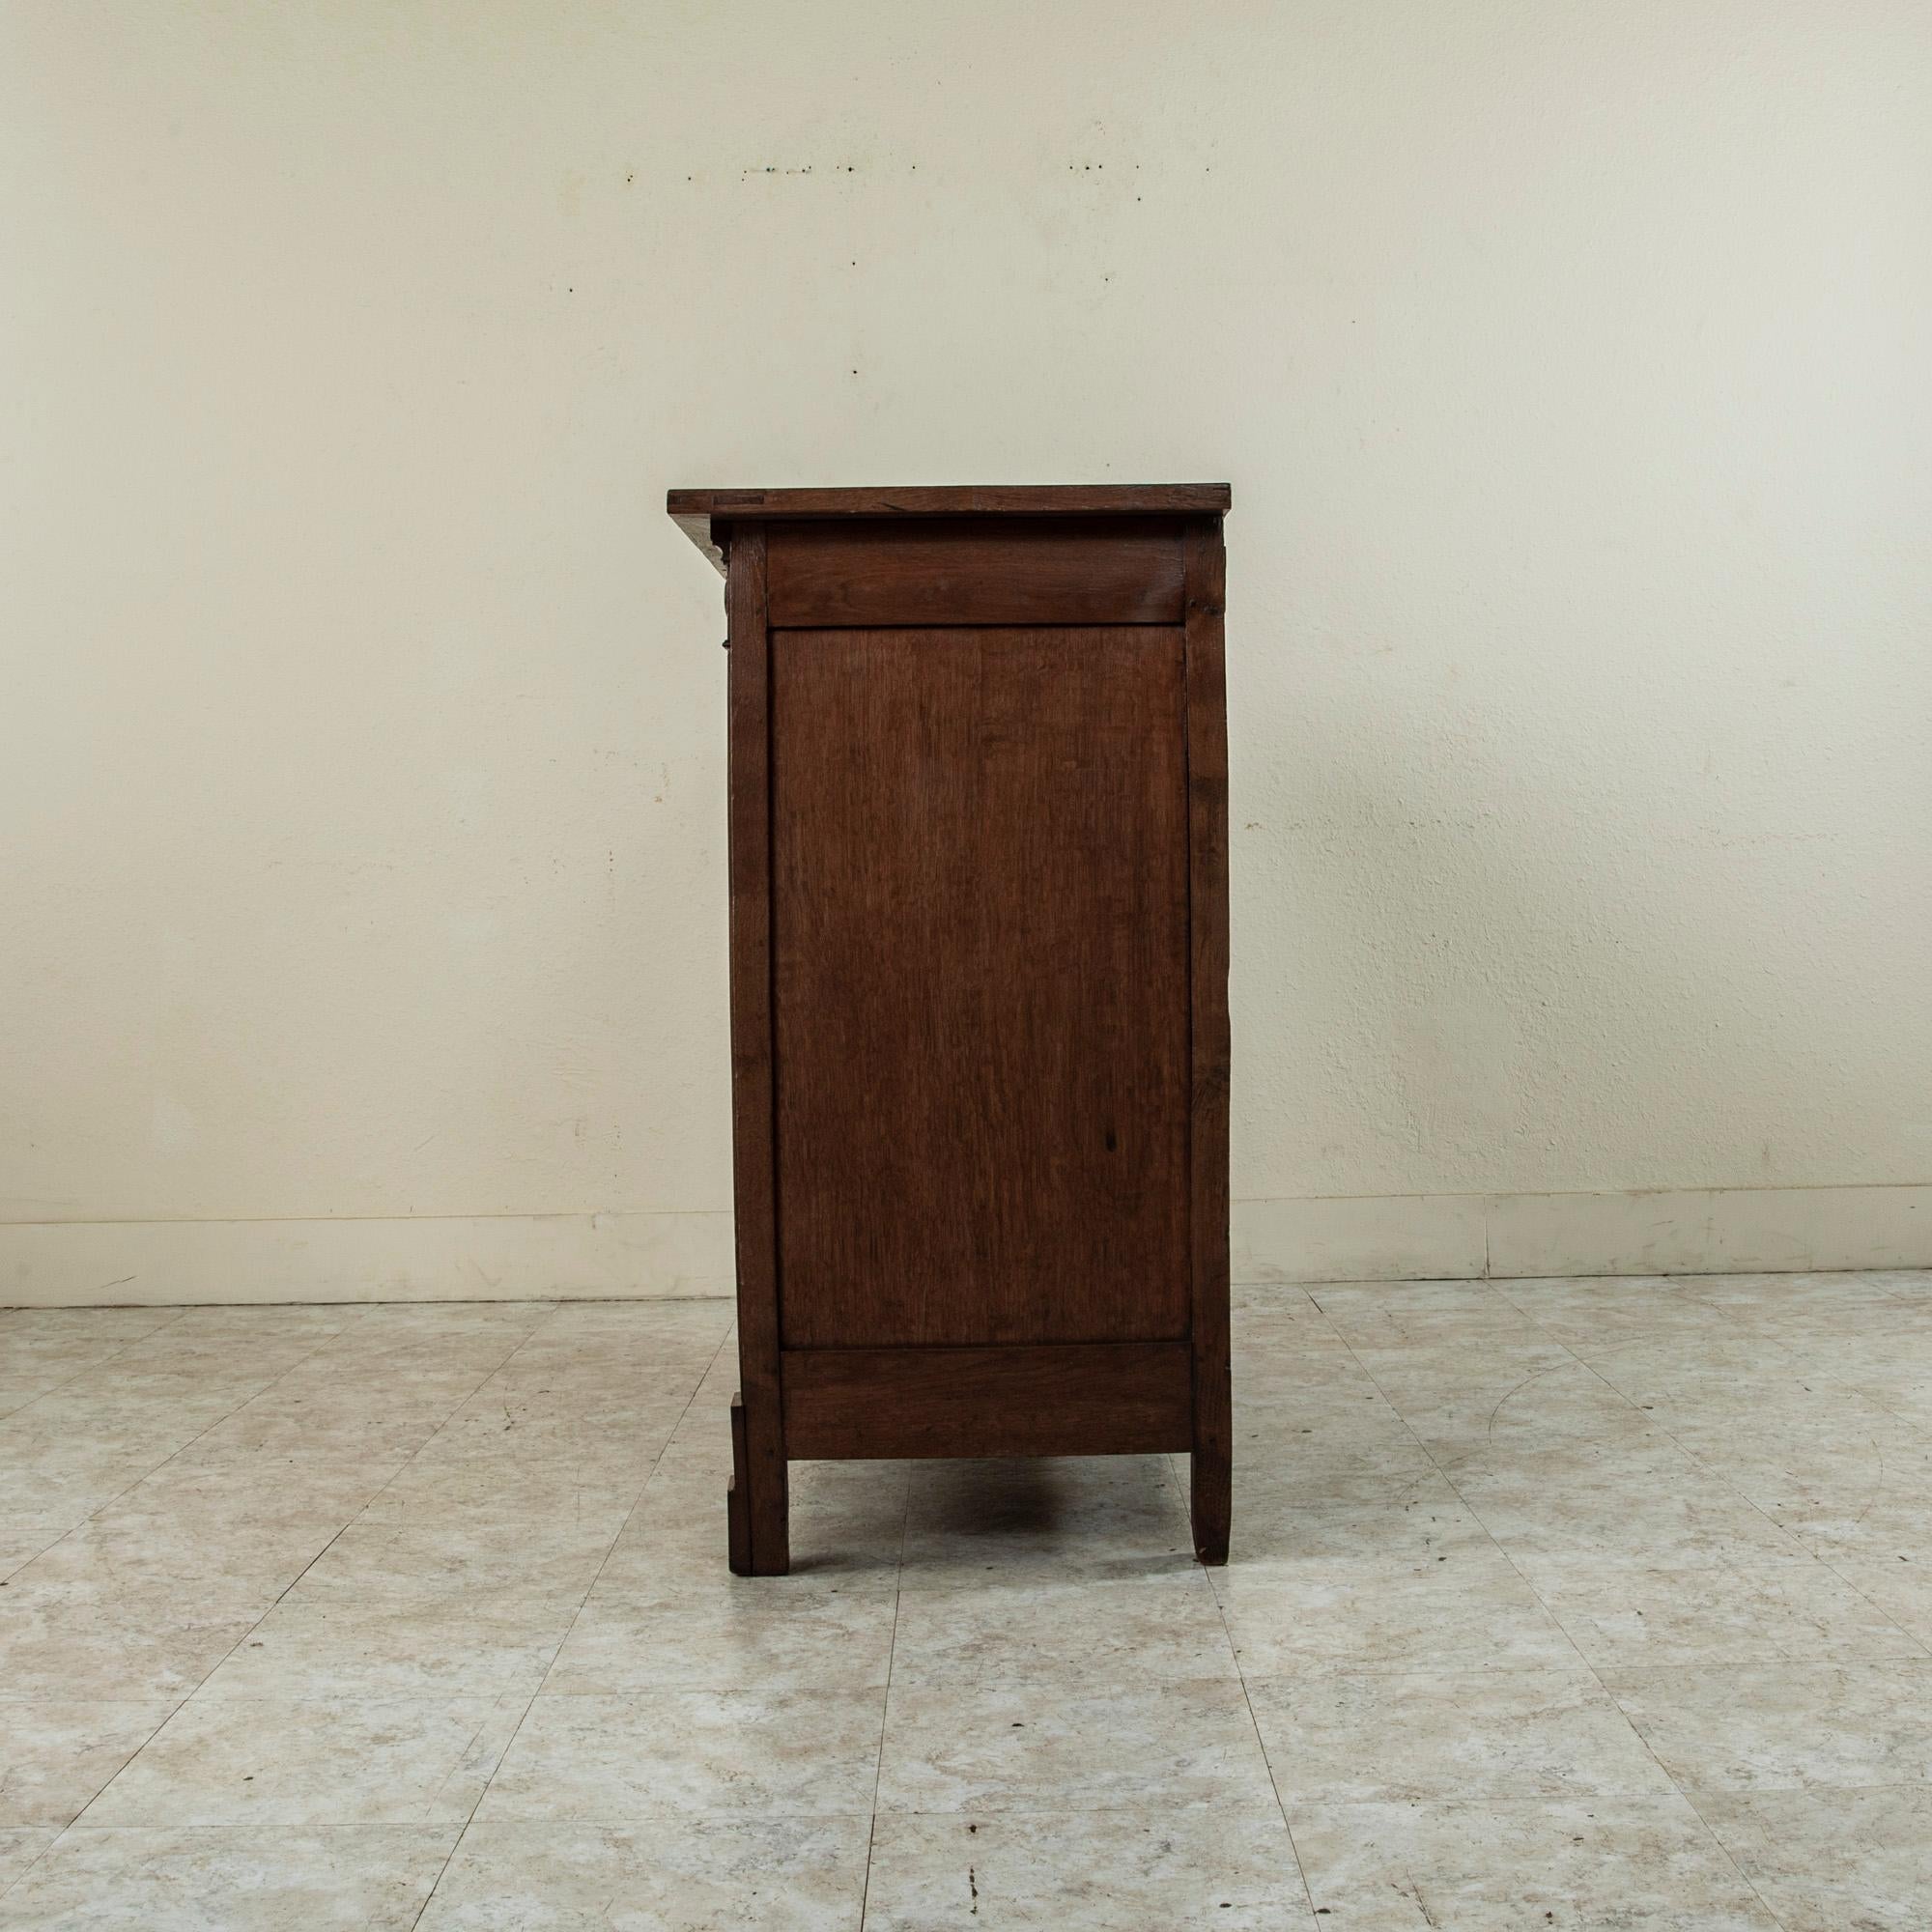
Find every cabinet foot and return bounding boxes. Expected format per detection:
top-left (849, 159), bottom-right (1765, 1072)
top-left (726, 1397), bottom-right (753, 1576)
top-left (1190, 1449), bottom-right (1231, 1566)
top-left (727, 1390), bottom-right (789, 1576)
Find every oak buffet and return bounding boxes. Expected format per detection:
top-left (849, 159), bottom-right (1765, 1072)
top-left (668, 484), bottom-right (1232, 1575)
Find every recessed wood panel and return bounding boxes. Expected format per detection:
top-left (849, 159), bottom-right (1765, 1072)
top-left (772, 625), bottom-right (1191, 1349)
top-left (765, 519), bottom-right (1183, 627)
top-left (782, 1343), bottom-right (1192, 1459)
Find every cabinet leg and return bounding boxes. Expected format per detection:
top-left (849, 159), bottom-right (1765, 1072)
top-left (1190, 1446), bottom-right (1231, 1566)
top-left (726, 1389), bottom-right (789, 1576)
top-left (726, 1395), bottom-right (753, 1576)
top-left (1190, 1345), bottom-right (1232, 1565)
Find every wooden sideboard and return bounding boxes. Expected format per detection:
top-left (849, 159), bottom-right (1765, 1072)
top-left (668, 484), bottom-right (1231, 1574)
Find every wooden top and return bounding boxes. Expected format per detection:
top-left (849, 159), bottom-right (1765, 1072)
top-left (668, 483), bottom-right (1230, 571)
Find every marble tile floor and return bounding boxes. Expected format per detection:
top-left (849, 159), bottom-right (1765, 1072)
top-left (1, 1273), bottom-right (1930, 1926)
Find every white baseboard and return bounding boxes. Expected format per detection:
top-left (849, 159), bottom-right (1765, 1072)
top-left (2, 1185), bottom-right (1926, 1307)
top-left (0, 1211), bottom-right (734, 1308)
top-left (1233, 1193), bottom-right (1490, 1283)
top-left (1232, 1183), bottom-right (1932, 1283)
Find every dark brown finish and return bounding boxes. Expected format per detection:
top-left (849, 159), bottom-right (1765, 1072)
top-left (674, 482), bottom-right (1231, 1575)
top-left (765, 520), bottom-right (1183, 627)
top-left (724, 526), bottom-right (789, 1575)
top-left (773, 624), bottom-right (1190, 1349)
top-left (783, 1344), bottom-right (1192, 1460)
top-left (726, 1394), bottom-right (752, 1576)
top-left (1182, 524), bottom-right (1233, 1565)
top-left (669, 482), bottom-right (1231, 572)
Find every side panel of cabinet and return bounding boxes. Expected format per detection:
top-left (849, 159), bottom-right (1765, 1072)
top-left (771, 624), bottom-right (1191, 1348)
top-left (724, 527), bottom-right (788, 1572)
top-left (764, 518), bottom-right (1185, 626)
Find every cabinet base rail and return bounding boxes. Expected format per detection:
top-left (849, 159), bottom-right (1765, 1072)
top-left (726, 1339), bottom-right (1226, 1577)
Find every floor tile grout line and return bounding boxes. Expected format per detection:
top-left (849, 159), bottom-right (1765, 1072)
top-left (1196, 1493), bottom-right (1327, 1926)
top-left (1494, 1276), bottom-right (1932, 1413)
top-left (1314, 1296), bottom-right (1797, 1930)
top-left (8, 1282), bottom-right (1929, 1914)
top-left (61, 1304), bottom-right (566, 1836)
top-left (404, 1307), bottom-right (738, 1930)
top-left (0, 1823), bottom-right (71, 1909)
top-left (856, 1441), bottom-right (916, 1927)
top-left (1813, 1366), bottom-right (1932, 1442)
top-left (1594, 1379), bottom-right (1932, 1659)
top-left (0, 1306), bottom-right (271, 1571)
top-left (23, 1306), bottom-right (375, 1582)
top-left (1497, 1289), bottom-right (1932, 1662)
top-left (7, 1306), bottom-right (376, 1570)
top-left (0, 1305), bottom-right (194, 1430)
top-left (9, 1321), bottom-right (427, 1878)
top-left (1810, 1547), bottom-right (1932, 1659)
top-left (16, 1310), bottom-right (403, 1857)
top-left (0, 1848), bottom-right (47, 1909)
top-left (399, 1690), bottom-right (536, 1930)
top-left (517, 1308), bottom-right (737, 1695)
top-left (1240, 1295), bottom-right (1574, 1921)
top-left (855, 1814), bottom-right (881, 1930)
top-left (1669, 1287), bottom-right (1932, 1445)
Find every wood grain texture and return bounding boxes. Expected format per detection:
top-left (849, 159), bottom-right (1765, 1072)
top-left (765, 520), bottom-right (1183, 627)
top-left (668, 483), bottom-right (1229, 561)
top-left (726, 1392), bottom-right (752, 1577)
top-left (772, 624), bottom-right (1191, 1350)
top-left (782, 1343), bottom-right (1192, 1459)
top-left (724, 526), bottom-right (789, 1575)
top-left (1182, 521), bottom-right (1232, 1566)
top-left (676, 483), bottom-right (1231, 1575)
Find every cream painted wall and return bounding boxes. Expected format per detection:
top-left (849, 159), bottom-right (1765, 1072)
top-left (4, 1), bottom-right (1930, 1300)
